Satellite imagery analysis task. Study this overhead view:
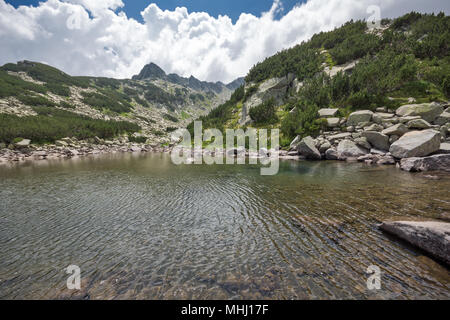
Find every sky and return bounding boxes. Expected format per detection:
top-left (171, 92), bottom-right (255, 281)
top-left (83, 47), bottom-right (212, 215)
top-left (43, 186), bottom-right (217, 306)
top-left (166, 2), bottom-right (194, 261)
top-left (1, 0), bottom-right (449, 83)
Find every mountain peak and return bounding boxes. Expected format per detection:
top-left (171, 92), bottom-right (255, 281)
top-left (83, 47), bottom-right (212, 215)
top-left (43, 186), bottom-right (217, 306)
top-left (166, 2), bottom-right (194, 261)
top-left (132, 62), bottom-right (166, 80)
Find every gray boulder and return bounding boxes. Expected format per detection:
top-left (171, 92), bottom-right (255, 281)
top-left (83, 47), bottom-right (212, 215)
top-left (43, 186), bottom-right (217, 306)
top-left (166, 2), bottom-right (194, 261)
top-left (434, 110), bottom-right (450, 126)
top-left (362, 131), bottom-right (390, 151)
top-left (381, 123), bottom-right (408, 136)
top-left (396, 102), bottom-right (444, 123)
top-left (400, 154), bottom-right (450, 172)
top-left (347, 110), bottom-right (373, 126)
top-left (326, 117), bottom-right (340, 128)
top-left (15, 139), bottom-right (31, 148)
top-left (325, 148), bottom-right (338, 160)
top-left (407, 119), bottom-right (432, 129)
top-left (354, 137), bottom-right (372, 150)
top-left (289, 136), bottom-right (301, 149)
top-left (319, 142), bottom-right (331, 153)
top-left (337, 140), bottom-right (369, 160)
top-left (390, 130), bottom-right (441, 158)
top-left (297, 136), bottom-right (321, 160)
top-left (318, 108), bottom-right (339, 118)
top-left (380, 221), bottom-right (450, 265)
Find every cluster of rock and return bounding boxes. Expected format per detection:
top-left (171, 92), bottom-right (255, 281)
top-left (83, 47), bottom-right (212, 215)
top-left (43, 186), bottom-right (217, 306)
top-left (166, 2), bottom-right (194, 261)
top-left (290, 102), bottom-right (450, 172)
top-left (0, 137), bottom-right (173, 164)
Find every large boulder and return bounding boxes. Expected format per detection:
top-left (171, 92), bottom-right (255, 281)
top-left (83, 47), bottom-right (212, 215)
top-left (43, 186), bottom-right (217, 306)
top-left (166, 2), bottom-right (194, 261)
top-left (381, 123), bottom-right (408, 136)
top-left (326, 117), bottom-right (340, 128)
top-left (434, 110), bottom-right (450, 126)
top-left (318, 108), bottom-right (339, 118)
top-left (337, 140), bottom-right (369, 160)
top-left (400, 154), bottom-right (450, 172)
top-left (289, 136), bottom-right (301, 149)
top-left (407, 119), bottom-right (432, 129)
top-left (328, 132), bottom-right (352, 143)
top-left (362, 131), bottom-right (390, 151)
top-left (297, 136), bottom-right (321, 160)
top-left (395, 102), bottom-right (444, 123)
top-left (15, 139), bottom-right (31, 148)
top-left (380, 221), bottom-right (450, 266)
top-left (347, 110), bottom-right (373, 126)
top-left (325, 148), bottom-right (338, 160)
top-left (437, 143), bottom-right (450, 154)
top-left (389, 130), bottom-right (441, 159)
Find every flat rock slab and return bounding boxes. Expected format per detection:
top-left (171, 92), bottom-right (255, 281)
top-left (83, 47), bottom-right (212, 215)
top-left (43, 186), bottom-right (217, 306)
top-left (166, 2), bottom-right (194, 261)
top-left (318, 108), bottom-right (339, 118)
top-left (380, 221), bottom-right (450, 266)
top-left (400, 154), bottom-right (450, 172)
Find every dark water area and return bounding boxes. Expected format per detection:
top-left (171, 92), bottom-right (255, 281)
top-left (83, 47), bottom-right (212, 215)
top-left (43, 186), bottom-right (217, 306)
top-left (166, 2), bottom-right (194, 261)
top-left (0, 153), bottom-right (449, 299)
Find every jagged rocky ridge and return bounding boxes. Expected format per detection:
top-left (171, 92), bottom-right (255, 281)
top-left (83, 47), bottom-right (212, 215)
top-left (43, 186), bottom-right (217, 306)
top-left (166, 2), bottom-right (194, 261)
top-left (132, 62), bottom-right (244, 93)
top-left (0, 60), bottom-right (244, 151)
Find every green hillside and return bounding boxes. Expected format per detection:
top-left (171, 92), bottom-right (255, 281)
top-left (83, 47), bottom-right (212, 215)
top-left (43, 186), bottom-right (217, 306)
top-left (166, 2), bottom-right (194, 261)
top-left (191, 12), bottom-right (450, 147)
top-left (0, 61), bottom-right (234, 144)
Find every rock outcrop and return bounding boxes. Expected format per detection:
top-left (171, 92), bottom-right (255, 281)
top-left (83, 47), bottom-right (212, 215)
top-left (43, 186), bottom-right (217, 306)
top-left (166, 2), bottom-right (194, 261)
top-left (347, 110), bottom-right (373, 126)
top-left (389, 130), bottom-right (441, 158)
top-left (297, 136), bottom-right (321, 160)
top-left (362, 131), bottom-right (390, 151)
top-left (380, 221), bottom-right (450, 266)
top-left (337, 140), bottom-right (368, 160)
top-left (395, 102), bottom-right (444, 123)
top-left (400, 154), bottom-right (450, 172)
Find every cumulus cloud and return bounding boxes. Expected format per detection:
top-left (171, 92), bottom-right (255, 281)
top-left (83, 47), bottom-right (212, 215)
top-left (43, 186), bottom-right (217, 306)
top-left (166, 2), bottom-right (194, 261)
top-left (0, 0), bottom-right (449, 82)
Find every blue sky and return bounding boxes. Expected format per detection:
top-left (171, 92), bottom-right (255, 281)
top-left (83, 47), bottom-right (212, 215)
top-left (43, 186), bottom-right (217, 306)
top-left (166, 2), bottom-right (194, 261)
top-left (5, 0), bottom-right (304, 22)
top-left (2, 0), bottom-right (449, 82)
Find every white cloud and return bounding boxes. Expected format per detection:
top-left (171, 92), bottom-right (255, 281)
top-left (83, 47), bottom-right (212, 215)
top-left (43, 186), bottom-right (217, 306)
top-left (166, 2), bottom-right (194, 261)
top-left (0, 0), bottom-right (449, 83)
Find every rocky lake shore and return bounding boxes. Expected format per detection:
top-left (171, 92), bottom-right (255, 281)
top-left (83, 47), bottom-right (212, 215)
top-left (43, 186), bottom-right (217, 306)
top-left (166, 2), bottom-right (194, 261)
top-left (287, 102), bottom-right (450, 172)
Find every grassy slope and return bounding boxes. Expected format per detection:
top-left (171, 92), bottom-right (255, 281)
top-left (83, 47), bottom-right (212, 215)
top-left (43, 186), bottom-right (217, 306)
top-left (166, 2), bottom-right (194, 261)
top-left (193, 12), bottom-right (450, 147)
top-left (0, 62), bottom-right (218, 144)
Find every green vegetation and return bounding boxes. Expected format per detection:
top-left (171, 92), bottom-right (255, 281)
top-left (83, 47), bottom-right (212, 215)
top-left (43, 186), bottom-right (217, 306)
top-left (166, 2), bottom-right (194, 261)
top-left (198, 12), bottom-right (450, 143)
top-left (0, 70), bottom-right (47, 98)
top-left (0, 108), bottom-right (140, 144)
top-left (188, 85), bottom-right (245, 133)
top-left (163, 113), bottom-right (179, 123)
top-left (249, 98), bottom-right (278, 124)
top-left (128, 135), bottom-right (147, 143)
top-left (17, 94), bottom-right (55, 107)
top-left (81, 91), bottom-right (133, 114)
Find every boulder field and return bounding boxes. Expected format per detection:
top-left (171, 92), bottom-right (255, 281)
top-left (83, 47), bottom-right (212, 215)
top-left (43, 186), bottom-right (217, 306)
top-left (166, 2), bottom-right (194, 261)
top-left (290, 102), bottom-right (450, 172)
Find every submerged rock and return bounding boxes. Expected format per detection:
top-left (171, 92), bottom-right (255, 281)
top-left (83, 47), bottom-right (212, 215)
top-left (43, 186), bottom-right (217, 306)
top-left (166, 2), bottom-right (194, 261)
top-left (400, 154), bottom-right (450, 172)
top-left (380, 221), bottom-right (450, 266)
top-left (14, 139), bottom-right (31, 148)
top-left (362, 131), bottom-right (390, 151)
top-left (389, 130), bottom-right (441, 159)
top-left (325, 148), bottom-right (338, 160)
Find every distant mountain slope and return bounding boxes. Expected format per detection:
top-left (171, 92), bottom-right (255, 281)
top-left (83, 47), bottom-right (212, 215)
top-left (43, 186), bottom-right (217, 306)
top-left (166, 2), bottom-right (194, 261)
top-left (192, 12), bottom-right (450, 147)
top-left (0, 60), bottom-right (242, 145)
top-left (132, 62), bottom-right (245, 94)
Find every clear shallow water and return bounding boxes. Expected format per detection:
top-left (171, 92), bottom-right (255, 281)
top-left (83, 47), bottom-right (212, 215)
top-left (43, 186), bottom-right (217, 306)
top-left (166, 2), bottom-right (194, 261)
top-left (0, 153), bottom-right (449, 300)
